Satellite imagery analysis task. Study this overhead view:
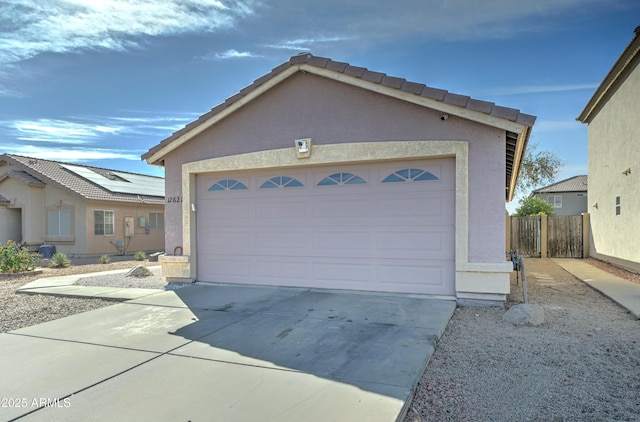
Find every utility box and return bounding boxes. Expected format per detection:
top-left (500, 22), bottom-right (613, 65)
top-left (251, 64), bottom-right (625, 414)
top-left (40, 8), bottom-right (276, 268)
top-left (38, 244), bottom-right (56, 258)
top-left (124, 217), bottom-right (135, 237)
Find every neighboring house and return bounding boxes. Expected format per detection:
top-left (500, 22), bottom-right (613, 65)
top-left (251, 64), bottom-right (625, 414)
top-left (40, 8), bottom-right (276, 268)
top-left (0, 154), bottom-right (165, 257)
top-left (531, 175), bottom-right (588, 216)
top-left (142, 53), bottom-right (536, 304)
top-left (577, 26), bottom-right (640, 273)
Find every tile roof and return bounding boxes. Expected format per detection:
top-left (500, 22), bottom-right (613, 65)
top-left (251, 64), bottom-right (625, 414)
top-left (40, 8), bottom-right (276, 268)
top-left (0, 154), bottom-right (164, 205)
top-left (533, 175), bottom-right (588, 193)
top-left (142, 53), bottom-right (536, 162)
top-left (6, 170), bottom-right (46, 187)
top-left (142, 53), bottom-right (536, 201)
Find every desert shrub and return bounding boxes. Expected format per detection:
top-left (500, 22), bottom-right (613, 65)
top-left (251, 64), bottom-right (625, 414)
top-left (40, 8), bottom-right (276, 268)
top-left (49, 252), bottom-right (71, 268)
top-left (99, 254), bottom-right (111, 264)
top-left (0, 240), bottom-right (40, 273)
top-left (134, 250), bottom-right (147, 261)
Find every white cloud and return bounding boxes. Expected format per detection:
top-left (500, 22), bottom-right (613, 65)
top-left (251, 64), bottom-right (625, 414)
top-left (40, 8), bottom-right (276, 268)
top-left (203, 49), bottom-right (264, 60)
top-left (478, 83), bottom-right (600, 97)
top-left (0, 0), bottom-right (257, 70)
top-left (260, 0), bottom-right (615, 45)
top-left (7, 119), bottom-right (123, 144)
top-left (2, 144), bottom-right (141, 161)
top-left (265, 36), bottom-right (355, 51)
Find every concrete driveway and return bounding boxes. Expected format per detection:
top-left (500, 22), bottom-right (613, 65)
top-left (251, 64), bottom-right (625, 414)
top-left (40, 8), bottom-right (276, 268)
top-left (2, 283), bottom-right (455, 421)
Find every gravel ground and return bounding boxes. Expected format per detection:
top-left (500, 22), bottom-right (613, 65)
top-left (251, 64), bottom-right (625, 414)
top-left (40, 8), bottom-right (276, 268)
top-left (2, 256), bottom-right (639, 420)
top-left (405, 258), bottom-right (640, 422)
top-left (74, 265), bottom-right (167, 290)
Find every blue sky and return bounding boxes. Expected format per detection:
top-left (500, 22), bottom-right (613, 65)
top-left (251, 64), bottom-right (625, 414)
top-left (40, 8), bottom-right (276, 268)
top-left (1, 0), bottom-right (638, 209)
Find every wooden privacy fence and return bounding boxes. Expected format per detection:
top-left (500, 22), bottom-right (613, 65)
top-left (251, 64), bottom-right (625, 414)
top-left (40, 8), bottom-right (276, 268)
top-left (510, 216), bottom-right (541, 257)
top-left (506, 213), bottom-right (590, 258)
top-left (547, 215), bottom-right (583, 258)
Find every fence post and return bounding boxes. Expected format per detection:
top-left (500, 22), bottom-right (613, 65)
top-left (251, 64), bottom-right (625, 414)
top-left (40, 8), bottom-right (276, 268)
top-left (540, 214), bottom-right (548, 258)
top-left (582, 212), bottom-right (590, 258)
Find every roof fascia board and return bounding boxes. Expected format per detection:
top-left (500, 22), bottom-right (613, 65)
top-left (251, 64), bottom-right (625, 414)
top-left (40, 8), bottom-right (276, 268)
top-left (507, 126), bottom-right (530, 202)
top-left (145, 65), bottom-right (301, 165)
top-left (578, 31), bottom-right (640, 123)
top-left (299, 64), bottom-right (527, 134)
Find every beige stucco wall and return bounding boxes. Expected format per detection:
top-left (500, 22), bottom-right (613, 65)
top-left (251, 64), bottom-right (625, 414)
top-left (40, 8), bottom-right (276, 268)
top-left (0, 174), bottom-right (165, 256)
top-left (82, 200), bottom-right (165, 256)
top-left (587, 61), bottom-right (640, 270)
top-left (0, 177), bottom-right (45, 246)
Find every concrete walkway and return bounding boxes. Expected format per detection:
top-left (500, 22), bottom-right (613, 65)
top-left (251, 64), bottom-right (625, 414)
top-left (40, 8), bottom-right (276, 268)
top-left (554, 258), bottom-right (640, 318)
top-left (16, 267), bottom-right (162, 301)
top-left (3, 281), bottom-right (456, 421)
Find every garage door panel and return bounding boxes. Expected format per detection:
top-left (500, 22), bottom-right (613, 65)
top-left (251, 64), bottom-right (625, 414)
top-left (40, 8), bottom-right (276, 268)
top-left (201, 201), bottom-right (251, 220)
top-left (255, 231), bottom-right (307, 249)
top-left (377, 231), bottom-right (451, 259)
top-left (312, 231), bottom-right (371, 250)
top-left (254, 259), bottom-right (308, 280)
top-left (206, 232), bottom-right (252, 251)
top-left (256, 200), bottom-right (306, 219)
top-left (377, 263), bottom-right (453, 295)
top-left (311, 261), bottom-right (372, 283)
top-left (377, 264), bottom-right (444, 286)
top-left (196, 158), bottom-right (455, 295)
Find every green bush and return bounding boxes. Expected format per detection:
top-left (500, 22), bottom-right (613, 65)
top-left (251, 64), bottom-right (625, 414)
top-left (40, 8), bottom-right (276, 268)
top-left (99, 254), bottom-right (111, 264)
top-left (134, 250), bottom-right (147, 261)
top-left (0, 240), bottom-right (40, 273)
top-left (514, 196), bottom-right (555, 216)
top-left (49, 252), bottom-right (71, 268)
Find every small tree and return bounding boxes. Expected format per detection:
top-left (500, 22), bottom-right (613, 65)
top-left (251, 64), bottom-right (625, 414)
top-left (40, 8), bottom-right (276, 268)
top-left (516, 142), bottom-right (565, 195)
top-left (514, 196), bottom-right (555, 216)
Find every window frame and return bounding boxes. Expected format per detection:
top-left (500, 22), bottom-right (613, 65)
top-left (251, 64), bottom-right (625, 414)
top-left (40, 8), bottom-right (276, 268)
top-left (148, 212), bottom-right (164, 229)
top-left (94, 210), bottom-right (115, 236)
top-left (547, 195), bottom-right (562, 208)
top-left (615, 195), bottom-right (621, 216)
top-left (44, 204), bottom-right (75, 242)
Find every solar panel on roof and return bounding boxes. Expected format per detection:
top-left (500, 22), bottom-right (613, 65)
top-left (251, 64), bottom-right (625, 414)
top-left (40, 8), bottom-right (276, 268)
top-left (61, 164), bottom-right (164, 197)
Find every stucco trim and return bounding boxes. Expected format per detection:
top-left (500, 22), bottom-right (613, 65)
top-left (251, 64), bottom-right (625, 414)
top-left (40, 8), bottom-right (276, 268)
top-left (179, 140), bottom-right (484, 296)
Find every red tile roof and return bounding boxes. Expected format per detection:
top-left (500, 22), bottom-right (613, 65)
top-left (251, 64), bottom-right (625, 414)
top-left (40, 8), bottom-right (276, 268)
top-left (0, 154), bottom-right (164, 204)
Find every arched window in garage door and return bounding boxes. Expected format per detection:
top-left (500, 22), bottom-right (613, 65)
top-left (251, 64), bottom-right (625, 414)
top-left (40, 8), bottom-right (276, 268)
top-left (382, 168), bottom-right (438, 183)
top-left (260, 176), bottom-right (304, 189)
top-left (317, 172), bottom-right (366, 186)
top-left (208, 179), bottom-right (248, 191)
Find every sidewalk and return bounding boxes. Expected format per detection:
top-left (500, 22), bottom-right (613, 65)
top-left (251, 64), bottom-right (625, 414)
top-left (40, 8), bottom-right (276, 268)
top-left (553, 258), bottom-right (640, 319)
top-left (16, 266), bottom-right (162, 301)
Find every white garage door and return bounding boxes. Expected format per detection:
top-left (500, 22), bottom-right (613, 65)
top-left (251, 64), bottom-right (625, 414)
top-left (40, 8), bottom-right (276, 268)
top-left (195, 158), bottom-right (455, 295)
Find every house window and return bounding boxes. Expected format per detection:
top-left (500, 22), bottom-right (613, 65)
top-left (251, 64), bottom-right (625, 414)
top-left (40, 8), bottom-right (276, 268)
top-left (94, 210), bottom-right (115, 235)
top-left (47, 209), bottom-right (72, 236)
top-left (615, 196), bottom-right (621, 216)
top-left (149, 212), bottom-right (164, 229)
top-left (547, 195), bottom-right (562, 208)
